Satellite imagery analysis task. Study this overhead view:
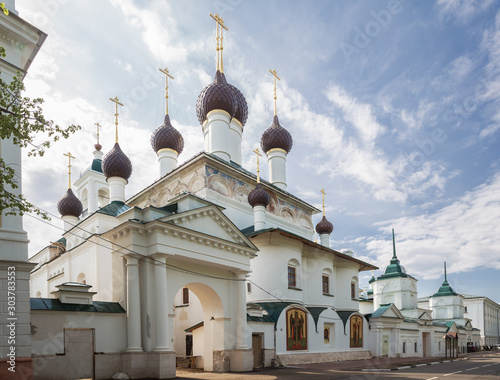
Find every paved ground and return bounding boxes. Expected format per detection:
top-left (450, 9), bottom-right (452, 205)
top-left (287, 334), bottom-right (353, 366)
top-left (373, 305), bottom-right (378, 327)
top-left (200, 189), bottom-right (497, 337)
top-left (174, 351), bottom-right (500, 379)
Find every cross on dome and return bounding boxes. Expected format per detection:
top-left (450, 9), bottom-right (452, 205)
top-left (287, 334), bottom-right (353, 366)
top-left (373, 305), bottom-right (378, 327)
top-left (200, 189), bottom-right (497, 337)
top-left (269, 69), bottom-right (281, 116)
top-left (159, 67), bottom-right (174, 115)
top-left (63, 152), bottom-right (76, 189)
top-left (109, 96), bottom-right (124, 143)
top-left (253, 148), bottom-right (262, 183)
top-left (210, 13), bottom-right (228, 73)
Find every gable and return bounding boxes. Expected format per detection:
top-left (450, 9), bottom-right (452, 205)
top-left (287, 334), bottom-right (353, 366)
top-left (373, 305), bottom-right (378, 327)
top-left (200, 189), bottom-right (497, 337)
top-left (371, 303), bottom-right (404, 319)
top-left (418, 311), bottom-right (433, 321)
top-left (160, 205), bottom-right (255, 249)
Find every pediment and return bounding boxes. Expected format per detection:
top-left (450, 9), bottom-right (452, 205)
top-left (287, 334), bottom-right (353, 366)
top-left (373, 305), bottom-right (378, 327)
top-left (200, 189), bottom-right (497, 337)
top-left (160, 205), bottom-right (256, 249)
top-left (418, 310), bottom-right (433, 320)
top-left (372, 303), bottom-right (405, 319)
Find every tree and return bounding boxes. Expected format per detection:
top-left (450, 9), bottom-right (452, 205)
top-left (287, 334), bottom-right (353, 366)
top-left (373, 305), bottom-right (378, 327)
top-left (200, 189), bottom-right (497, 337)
top-left (0, 46), bottom-right (80, 219)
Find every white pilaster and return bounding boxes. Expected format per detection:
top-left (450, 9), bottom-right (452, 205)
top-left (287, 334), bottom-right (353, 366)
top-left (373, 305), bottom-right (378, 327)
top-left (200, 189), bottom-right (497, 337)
top-left (229, 119), bottom-right (243, 165)
top-left (234, 271), bottom-right (248, 349)
top-left (320, 233), bottom-right (330, 248)
top-left (153, 254), bottom-right (171, 351)
top-left (107, 176), bottom-right (127, 203)
top-left (204, 110), bottom-right (231, 162)
top-left (267, 148), bottom-right (287, 191)
top-left (125, 256), bottom-right (143, 352)
top-left (253, 205), bottom-right (266, 231)
top-left (157, 148), bottom-right (178, 177)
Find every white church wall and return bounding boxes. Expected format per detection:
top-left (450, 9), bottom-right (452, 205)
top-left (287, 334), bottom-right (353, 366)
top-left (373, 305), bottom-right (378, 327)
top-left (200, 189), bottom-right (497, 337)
top-left (172, 289), bottom-right (203, 356)
top-left (334, 266), bottom-right (359, 310)
top-left (31, 311), bottom-right (126, 354)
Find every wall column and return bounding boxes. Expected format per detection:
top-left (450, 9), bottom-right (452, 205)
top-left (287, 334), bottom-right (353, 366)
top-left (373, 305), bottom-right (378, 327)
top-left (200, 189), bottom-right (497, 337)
top-left (234, 271), bottom-right (248, 349)
top-left (154, 254), bottom-right (171, 351)
top-left (125, 256), bottom-right (143, 352)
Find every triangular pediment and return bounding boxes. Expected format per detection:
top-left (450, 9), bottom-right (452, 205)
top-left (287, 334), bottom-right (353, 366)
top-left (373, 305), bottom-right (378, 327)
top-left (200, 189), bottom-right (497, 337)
top-left (160, 205), bottom-right (256, 249)
top-left (372, 303), bottom-right (405, 319)
top-left (418, 310), bottom-right (433, 320)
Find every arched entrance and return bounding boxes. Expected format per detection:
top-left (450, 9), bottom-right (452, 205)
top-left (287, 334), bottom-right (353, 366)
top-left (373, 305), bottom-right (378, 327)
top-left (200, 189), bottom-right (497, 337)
top-left (172, 282), bottom-right (225, 372)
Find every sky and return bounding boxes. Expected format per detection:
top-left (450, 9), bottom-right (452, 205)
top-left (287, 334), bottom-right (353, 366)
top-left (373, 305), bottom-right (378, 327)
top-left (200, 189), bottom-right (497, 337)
top-left (12, 0), bottom-right (500, 302)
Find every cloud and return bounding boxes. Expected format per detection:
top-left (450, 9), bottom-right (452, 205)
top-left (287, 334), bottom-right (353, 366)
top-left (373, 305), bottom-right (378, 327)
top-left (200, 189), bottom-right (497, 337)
top-left (437, 0), bottom-right (495, 22)
top-left (363, 172), bottom-right (500, 279)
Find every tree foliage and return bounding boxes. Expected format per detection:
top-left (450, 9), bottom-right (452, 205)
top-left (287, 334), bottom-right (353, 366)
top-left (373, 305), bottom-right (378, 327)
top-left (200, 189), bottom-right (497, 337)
top-left (1, 46), bottom-right (80, 219)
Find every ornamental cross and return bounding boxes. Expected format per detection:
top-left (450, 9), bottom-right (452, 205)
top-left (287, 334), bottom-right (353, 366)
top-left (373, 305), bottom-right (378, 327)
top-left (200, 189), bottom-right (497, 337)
top-left (109, 97), bottom-right (124, 143)
top-left (210, 13), bottom-right (228, 72)
top-left (320, 188), bottom-right (326, 216)
top-left (94, 122), bottom-right (101, 145)
top-left (253, 148), bottom-right (262, 183)
top-left (159, 67), bottom-right (174, 115)
top-left (63, 152), bottom-right (76, 189)
top-left (269, 69), bottom-right (281, 116)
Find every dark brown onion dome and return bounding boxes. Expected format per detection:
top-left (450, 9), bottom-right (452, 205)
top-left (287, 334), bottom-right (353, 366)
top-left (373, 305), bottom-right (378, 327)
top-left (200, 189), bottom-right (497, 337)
top-left (196, 70), bottom-right (237, 125)
top-left (150, 114), bottom-right (184, 154)
top-left (315, 216), bottom-right (334, 235)
top-left (260, 115), bottom-right (293, 154)
top-left (248, 183), bottom-right (271, 208)
top-left (226, 79), bottom-right (248, 127)
top-left (102, 142), bottom-right (132, 180)
top-left (94, 143), bottom-right (102, 151)
top-left (57, 188), bottom-right (83, 218)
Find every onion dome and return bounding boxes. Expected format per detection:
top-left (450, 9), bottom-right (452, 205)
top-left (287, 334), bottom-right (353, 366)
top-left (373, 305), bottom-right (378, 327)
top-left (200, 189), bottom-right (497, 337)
top-left (260, 115), bottom-right (293, 154)
top-left (226, 76), bottom-right (248, 126)
top-left (315, 216), bottom-right (334, 235)
top-left (57, 188), bottom-right (83, 218)
top-left (102, 143), bottom-right (132, 181)
top-left (151, 114), bottom-right (184, 154)
top-left (196, 70), bottom-right (237, 125)
top-left (248, 183), bottom-right (271, 208)
top-left (95, 142), bottom-right (102, 151)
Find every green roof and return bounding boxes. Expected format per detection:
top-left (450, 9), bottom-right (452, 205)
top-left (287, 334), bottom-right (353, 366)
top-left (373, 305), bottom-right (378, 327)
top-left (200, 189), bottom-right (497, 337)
top-left (432, 262), bottom-right (458, 297)
top-left (375, 230), bottom-right (415, 281)
top-left (247, 314), bottom-right (275, 323)
top-left (91, 158), bottom-right (103, 173)
top-left (30, 298), bottom-right (125, 313)
top-left (97, 201), bottom-right (131, 217)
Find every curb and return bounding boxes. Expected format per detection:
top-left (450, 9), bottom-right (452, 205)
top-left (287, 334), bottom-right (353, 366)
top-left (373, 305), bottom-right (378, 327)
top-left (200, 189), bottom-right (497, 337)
top-left (361, 357), bottom-right (468, 372)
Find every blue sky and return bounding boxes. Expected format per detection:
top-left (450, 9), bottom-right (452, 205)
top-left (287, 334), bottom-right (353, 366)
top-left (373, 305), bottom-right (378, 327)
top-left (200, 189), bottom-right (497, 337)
top-left (15, 0), bottom-right (500, 302)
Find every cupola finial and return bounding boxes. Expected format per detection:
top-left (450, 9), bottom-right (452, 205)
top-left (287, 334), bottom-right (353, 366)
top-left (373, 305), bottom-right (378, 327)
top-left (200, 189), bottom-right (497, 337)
top-left (210, 13), bottom-right (228, 73)
top-left (269, 69), bottom-right (281, 116)
top-left (159, 67), bottom-right (174, 115)
top-left (392, 227), bottom-right (397, 260)
top-left (109, 96), bottom-right (124, 143)
top-left (63, 152), bottom-right (76, 189)
top-left (253, 147), bottom-right (262, 183)
top-left (94, 122), bottom-right (101, 145)
top-left (321, 188), bottom-right (326, 216)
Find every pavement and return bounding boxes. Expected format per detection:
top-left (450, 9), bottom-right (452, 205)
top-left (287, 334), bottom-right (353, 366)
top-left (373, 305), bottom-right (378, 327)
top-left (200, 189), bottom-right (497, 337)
top-left (174, 351), bottom-right (500, 379)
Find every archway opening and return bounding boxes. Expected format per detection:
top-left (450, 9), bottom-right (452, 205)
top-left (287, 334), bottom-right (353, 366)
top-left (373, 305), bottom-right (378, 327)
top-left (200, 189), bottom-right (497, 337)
top-left (172, 282), bottom-right (224, 372)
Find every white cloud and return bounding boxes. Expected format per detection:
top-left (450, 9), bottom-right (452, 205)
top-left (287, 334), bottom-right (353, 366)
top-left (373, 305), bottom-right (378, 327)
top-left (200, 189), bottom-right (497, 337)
top-left (437, 0), bottom-right (494, 22)
top-left (364, 172), bottom-right (500, 279)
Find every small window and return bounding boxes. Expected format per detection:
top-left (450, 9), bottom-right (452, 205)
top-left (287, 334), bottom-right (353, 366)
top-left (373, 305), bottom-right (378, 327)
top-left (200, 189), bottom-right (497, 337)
top-left (247, 282), bottom-right (251, 293)
top-left (414, 342), bottom-right (417, 352)
top-left (403, 342), bottom-right (406, 353)
top-left (322, 275), bottom-right (329, 294)
top-left (351, 283), bottom-right (356, 300)
top-left (182, 287), bottom-right (189, 304)
top-left (288, 266), bottom-right (296, 288)
top-left (439, 341), bottom-right (441, 351)
top-left (464, 306), bottom-right (468, 313)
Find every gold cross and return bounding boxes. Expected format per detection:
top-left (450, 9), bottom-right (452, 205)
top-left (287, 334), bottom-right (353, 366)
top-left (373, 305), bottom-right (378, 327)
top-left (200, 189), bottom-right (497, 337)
top-left (210, 13), bottom-right (228, 72)
top-left (159, 67), bottom-right (174, 115)
top-left (253, 148), bottom-right (262, 183)
top-left (320, 188), bottom-right (326, 216)
top-left (94, 122), bottom-right (101, 145)
top-left (109, 97), bottom-right (124, 143)
top-left (269, 69), bottom-right (281, 116)
top-left (63, 152), bottom-right (76, 189)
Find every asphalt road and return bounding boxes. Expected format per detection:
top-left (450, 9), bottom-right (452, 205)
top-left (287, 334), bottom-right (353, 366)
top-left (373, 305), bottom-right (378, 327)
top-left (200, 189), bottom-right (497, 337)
top-left (175, 352), bottom-right (500, 379)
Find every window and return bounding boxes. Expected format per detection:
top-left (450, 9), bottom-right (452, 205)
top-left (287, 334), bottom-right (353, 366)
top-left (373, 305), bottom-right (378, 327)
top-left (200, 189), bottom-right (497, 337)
top-left (288, 266), bottom-right (296, 288)
top-left (464, 306), bottom-right (468, 313)
top-left (403, 342), bottom-right (406, 353)
top-left (322, 275), bottom-right (329, 294)
top-left (247, 282), bottom-right (251, 293)
top-left (351, 283), bottom-right (356, 300)
top-left (414, 342), bottom-right (417, 352)
top-left (182, 287), bottom-right (189, 304)
top-left (439, 341), bottom-right (441, 351)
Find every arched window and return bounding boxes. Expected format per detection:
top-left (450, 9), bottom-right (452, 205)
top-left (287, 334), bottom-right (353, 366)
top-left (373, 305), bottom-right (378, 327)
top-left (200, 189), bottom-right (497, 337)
top-left (351, 276), bottom-right (358, 300)
top-left (287, 259), bottom-right (300, 289)
top-left (322, 268), bottom-right (333, 295)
